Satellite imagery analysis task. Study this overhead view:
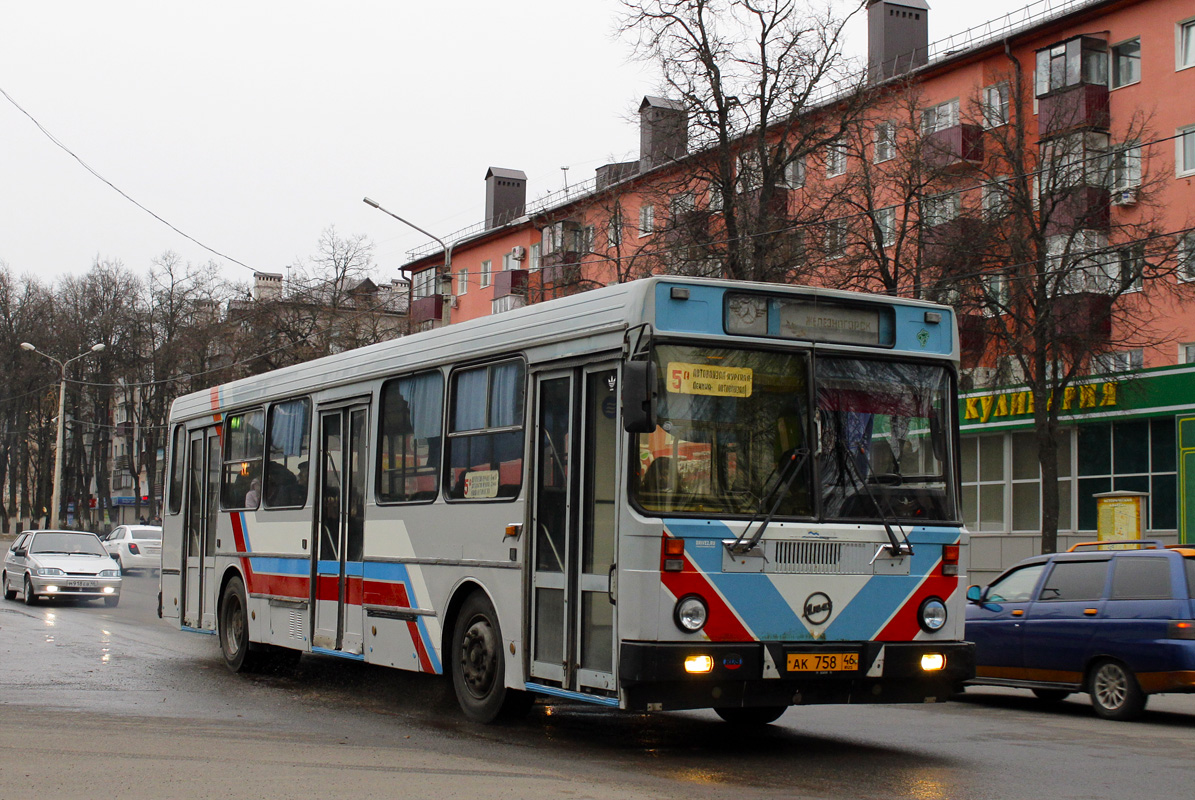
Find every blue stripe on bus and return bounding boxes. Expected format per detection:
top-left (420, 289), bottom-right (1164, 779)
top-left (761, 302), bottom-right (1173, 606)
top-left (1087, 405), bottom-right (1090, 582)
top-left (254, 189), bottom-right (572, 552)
top-left (316, 560), bottom-right (364, 576)
top-left (525, 682), bottom-right (620, 707)
top-left (311, 646), bottom-right (365, 661)
top-left (247, 556), bottom-right (308, 575)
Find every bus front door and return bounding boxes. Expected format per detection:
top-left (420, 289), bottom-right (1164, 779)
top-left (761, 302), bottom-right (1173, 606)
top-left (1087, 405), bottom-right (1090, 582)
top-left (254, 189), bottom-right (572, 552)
top-left (529, 366), bottom-right (619, 693)
top-left (312, 405), bottom-right (369, 654)
top-left (182, 427), bottom-right (220, 630)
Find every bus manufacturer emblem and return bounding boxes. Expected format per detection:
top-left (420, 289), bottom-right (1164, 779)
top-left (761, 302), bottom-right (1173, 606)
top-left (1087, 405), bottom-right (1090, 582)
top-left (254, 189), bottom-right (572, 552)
top-left (803, 592), bottom-right (833, 625)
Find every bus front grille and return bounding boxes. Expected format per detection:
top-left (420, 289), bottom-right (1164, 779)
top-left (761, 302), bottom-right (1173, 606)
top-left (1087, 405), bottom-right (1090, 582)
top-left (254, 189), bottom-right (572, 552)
top-left (769, 541), bottom-right (874, 574)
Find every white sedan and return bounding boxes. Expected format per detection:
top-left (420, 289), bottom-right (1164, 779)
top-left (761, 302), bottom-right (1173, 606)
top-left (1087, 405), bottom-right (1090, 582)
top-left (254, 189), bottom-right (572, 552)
top-left (101, 525), bottom-right (163, 573)
top-left (2, 530), bottom-right (122, 607)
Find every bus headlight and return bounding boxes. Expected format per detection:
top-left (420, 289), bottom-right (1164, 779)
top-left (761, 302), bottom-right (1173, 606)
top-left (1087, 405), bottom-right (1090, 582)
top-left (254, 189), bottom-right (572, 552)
top-left (674, 595), bottom-right (709, 633)
top-left (918, 597), bottom-right (948, 633)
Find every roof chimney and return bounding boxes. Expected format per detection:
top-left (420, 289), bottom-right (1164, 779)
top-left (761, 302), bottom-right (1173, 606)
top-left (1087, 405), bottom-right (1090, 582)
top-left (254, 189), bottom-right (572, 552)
top-left (639, 96), bottom-right (687, 171)
top-left (867, 0), bottom-right (930, 83)
top-left (484, 167), bottom-right (527, 228)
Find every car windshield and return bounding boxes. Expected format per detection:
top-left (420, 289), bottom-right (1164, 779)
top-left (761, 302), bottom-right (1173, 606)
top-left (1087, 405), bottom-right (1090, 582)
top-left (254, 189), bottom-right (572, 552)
top-left (29, 532), bottom-right (107, 557)
top-left (816, 357), bottom-right (956, 522)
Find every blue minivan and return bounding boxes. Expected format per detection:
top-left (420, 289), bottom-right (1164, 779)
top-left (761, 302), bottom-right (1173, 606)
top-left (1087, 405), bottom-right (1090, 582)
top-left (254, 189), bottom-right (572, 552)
top-left (965, 541), bottom-right (1195, 720)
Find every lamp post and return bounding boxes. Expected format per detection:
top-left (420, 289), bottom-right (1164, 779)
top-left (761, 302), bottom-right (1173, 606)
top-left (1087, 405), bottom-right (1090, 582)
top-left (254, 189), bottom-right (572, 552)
top-left (363, 196), bottom-right (454, 326)
top-left (20, 342), bottom-right (106, 529)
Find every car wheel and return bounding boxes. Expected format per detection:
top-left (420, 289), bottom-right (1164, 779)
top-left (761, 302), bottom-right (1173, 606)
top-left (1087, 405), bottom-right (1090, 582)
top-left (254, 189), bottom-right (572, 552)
top-left (2, 572), bottom-right (16, 601)
top-left (1089, 660), bottom-right (1146, 721)
top-left (450, 591), bottom-right (532, 723)
top-left (23, 576), bottom-right (38, 606)
top-left (715, 706), bottom-right (787, 725)
top-left (104, 596), bottom-right (120, 608)
top-left (1032, 688), bottom-right (1071, 703)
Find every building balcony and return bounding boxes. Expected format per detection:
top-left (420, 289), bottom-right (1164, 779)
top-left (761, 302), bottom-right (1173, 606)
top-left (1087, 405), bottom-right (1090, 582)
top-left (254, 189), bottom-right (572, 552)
top-left (409, 294), bottom-right (444, 325)
top-left (734, 186), bottom-right (792, 218)
top-left (541, 250), bottom-right (582, 286)
top-left (492, 268), bottom-right (528, 299)
top-left (1043, 185), bottom-right (1111, 236)
top-left (1038, 84), bottom-right (1109, 138)
top-left (921, 216), bottom-right (994, 269)
top-left (923, 124), bottom-right (984, 169)
top-left (1054, 291), bottom-right (1113, 342)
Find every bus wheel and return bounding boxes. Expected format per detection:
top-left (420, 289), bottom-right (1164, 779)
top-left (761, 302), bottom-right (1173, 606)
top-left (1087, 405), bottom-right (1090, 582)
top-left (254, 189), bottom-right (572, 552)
top-left (451, 591), bottom-right (531, 723)
top-left (219, 575), bottom-right (262, 673)
top-left (715, 706), bottom-right (787, 725)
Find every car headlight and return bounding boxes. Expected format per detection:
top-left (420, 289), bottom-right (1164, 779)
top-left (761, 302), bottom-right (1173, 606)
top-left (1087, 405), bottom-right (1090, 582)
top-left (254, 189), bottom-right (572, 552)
top-left (918, 597), bottom-right (948, 632)
top-left (674, 595), bottom-right (709, 633)
top-left (99, 570), bottom-right (120, 578)
top-left (36, 567), bottom-right (65, 576)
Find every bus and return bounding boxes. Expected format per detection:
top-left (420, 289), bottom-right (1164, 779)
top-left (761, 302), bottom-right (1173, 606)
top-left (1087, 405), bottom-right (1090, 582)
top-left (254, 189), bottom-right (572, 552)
top-left (160, 276), bottom-right (973, 724)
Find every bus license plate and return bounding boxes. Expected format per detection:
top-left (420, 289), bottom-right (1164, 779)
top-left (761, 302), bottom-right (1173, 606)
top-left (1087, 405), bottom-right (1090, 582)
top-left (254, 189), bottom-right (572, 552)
top-left (65, 580), bottom-right (97, 588)
top-left (786, 652), bottom-right (859, 673)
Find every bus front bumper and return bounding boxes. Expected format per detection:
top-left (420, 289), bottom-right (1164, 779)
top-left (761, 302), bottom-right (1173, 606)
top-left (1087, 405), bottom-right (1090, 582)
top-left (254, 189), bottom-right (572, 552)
top-left (618, 640), bottom-right (974, 712)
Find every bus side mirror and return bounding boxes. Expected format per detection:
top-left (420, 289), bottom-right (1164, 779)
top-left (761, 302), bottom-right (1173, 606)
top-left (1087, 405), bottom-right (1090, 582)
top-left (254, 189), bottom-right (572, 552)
top-left (622, 361), bottom-right (657, 433)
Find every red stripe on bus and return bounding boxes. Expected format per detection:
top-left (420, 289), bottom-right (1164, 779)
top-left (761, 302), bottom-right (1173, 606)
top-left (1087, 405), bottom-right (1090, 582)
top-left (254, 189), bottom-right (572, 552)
top-left (407, 619), bottom-right (435, 673)
top-left (251, 573), bottom-right (308, 599)
top-left (363, 580), bottom-right (412, 608)
top-left (660, 535), bottom-right (753, 642)
top-left (876, 568), bottom-right (958, 641)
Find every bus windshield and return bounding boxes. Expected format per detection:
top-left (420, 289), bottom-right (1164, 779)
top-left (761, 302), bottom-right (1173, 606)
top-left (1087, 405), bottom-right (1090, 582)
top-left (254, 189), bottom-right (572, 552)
top-left (816, 357), bottom-right (955, 522)
top-left (631, 346), bottom-right (956, 523)
top-left (634, 344), bottom-right (814, 517)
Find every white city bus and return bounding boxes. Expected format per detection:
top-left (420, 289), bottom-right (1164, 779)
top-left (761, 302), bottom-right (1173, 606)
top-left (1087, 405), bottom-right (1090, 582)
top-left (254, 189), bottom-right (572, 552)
top-left (160, 276), bottom-right (973, 723)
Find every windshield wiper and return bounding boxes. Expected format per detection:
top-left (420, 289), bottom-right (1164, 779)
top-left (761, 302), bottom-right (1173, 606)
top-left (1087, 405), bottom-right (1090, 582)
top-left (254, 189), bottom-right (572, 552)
top-left (728, 448), bottom-right (811, 555)
top-left (833, 437), bottom-right (912, 557)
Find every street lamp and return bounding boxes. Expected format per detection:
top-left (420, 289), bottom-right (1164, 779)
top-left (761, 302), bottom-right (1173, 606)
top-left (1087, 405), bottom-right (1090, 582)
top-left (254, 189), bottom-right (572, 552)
top-left (20, 341), bottom-right (106, 529)
top-left (363, 196), bottom-right (454, 325)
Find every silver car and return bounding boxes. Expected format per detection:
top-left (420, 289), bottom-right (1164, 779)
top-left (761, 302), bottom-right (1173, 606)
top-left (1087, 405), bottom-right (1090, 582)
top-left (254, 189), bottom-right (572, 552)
top-left (2, 530), bottom-right (122, 607)
top-left (100, 524), bottom-right (163, 573)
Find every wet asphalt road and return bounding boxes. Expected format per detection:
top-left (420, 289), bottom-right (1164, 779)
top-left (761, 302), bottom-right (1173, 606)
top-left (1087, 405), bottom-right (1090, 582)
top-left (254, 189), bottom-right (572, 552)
top-left (3, 568), bottom-right (1195, 800)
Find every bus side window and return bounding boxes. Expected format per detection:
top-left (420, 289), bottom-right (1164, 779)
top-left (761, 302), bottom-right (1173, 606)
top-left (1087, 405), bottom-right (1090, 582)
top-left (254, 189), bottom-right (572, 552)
top-left (264, 398), bottom-right (312, 508)
top-left (221, 409), bottom-right (265, 509)
top-left (445, 360), bottom-right (525, 501)
top-left (378, 371), bottom-right (444, 503)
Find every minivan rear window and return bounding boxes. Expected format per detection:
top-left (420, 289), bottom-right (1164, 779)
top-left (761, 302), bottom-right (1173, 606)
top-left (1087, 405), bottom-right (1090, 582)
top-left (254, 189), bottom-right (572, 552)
top-left (1038, 560), bottom-right (1108, 602)
top-left (1110, 556), bottom-right (1171, 600)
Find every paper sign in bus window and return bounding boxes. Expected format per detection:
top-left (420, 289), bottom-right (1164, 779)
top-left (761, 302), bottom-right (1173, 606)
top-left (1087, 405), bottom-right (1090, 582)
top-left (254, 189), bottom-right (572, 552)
top-left (666, 362), bottom-right (753, 398)
top-left (463, 470), bottom-right (500, 499)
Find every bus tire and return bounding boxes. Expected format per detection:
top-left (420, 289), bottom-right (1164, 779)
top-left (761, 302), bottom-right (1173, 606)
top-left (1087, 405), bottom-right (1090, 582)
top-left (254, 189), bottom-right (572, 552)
top-left (714, 706), bottom-right (787, 725)
top-left (219, 575), bottom-right (264, 673)
top-left (450, 591), bottom-right (530, 723)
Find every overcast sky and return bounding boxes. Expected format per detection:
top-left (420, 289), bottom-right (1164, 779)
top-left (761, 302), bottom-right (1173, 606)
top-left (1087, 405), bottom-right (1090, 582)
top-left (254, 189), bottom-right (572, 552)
top-left (1, 0), bottom-right (1039, 286)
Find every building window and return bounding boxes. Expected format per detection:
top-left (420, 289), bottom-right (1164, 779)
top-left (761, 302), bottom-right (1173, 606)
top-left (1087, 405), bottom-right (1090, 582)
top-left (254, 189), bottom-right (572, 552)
top-left (824, 218), bottom-right (848, 259)
top-left (825, 139), bottom-right (847, 178)
top-left (1178, 125), bottom-right (1195, 177)
top-left (608, 210), bottom-right (622, 247)
top-left (874, 122), bottom-right (896, 162)
top-left (708, 183), bottom-right (724, 211)
top-left (1092, 349), bottom-right (1144, 373)
top-left (982, 83), bottom-right (1009, 128)
top-left (1035, 36), bottom-right (1108, 97)
top-left (1180, 342), bottom-right (1195, 363)
top-left (737, 150), bottom-right (762, 192)
top-left (502, 252), bottom-right (517, 272)
top-left (639, 204), bottom-right (655, 236)
top-left (921, 192), bottom-right (959, 227)
top-left (982, 177), bottom-right (1011, 219)
top-left (1111, 38), bottom-right (1141, 87)
top-left (1179, 18), bottom-right (1195, 70)
top-left (529, 242), bottom-right (541, 272)
top-left (1076, 419), bottom-right (1176, 531)
top-left (1114, 242), bottom-right (1145, 292)
top-left (875, 206), bottom-right (896, 248)
top-left (1110, 142), bottom-right (1142, 190)
top-left (1178, 231), bottom-right (1195, 282)
top-left (479, 260), bottom-right (492, 289)
top-left (982, 273), bottom-right (1010, 316)
top-left (572, 225), bottom-right (595, 253)
top-left (670, 191), bottom-right (696, 221)
top-left (412, 268), bottom-right (437, 299)
top-left (922, 98), bottom-right (959, 133)
top-left (457, 268), bottom-right (468, 295)
top-left (783, 155), bottom-right (806, 188)
top-left (959, 435), bottom-right (1012, 532)
top-left (1043, 131), bottom-right (1110, 190)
